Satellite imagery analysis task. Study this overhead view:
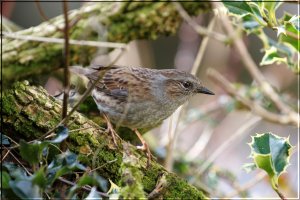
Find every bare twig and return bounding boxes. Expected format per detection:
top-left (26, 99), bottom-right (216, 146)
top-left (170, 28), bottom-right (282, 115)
top-left (62, 1), bottom-right (70, 121)
top-left (2, 32), bottom-right (127, 49)
top-left (164, 108), bottom-right (179, 171)
top-left (1, 16), bottom-right (22, 32)
top-left (1, 149), bottom-right (11, 162)
top-left (148, 173), bottom-right (168, 199)
top-left (185, 125), bottom-right (214, 160)
top-left (57, 177), bottom-right (109, 198)
top-left (164, 15), bottom-right (217, 171)
top-left (211, 2), bottom-right (298, 123)
top-left (35, 0), bottom-right (49, 22)
top-left (89, 158), bottom-right (118, 172)
top-left (6, 148), bottom-right (32, 175)
top-left (207, 68), bottom-right (297, 126)
top-left (69, 126), bottom-right (105, 133)
top-left (34, 0), bottom-right (64, 33)
top-left (191, 115), bottom-right (261, 183)
top-left (191, 16), bottom-right (216, 75)
top-left (275, 188), bottom-right (287, 200)
top-left (226, 171), bottom-right (266, 198)
top-left (173, 2), bottom-right (228, 43)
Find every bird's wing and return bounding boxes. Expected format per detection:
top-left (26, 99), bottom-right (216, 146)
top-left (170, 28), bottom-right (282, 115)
top-left (86, 66), bottom-right (153, 102)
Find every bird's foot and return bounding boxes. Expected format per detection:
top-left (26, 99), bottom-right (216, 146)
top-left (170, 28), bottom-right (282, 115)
top-left (103, 113), bottom-right (119, 147)
top-left (134, 129), bottom-right (153, 168)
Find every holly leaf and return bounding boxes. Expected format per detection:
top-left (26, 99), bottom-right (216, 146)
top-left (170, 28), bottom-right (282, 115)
top-left (260, 35), bottom-right (299, 73)
top-left (279, 15), bottom-right (300, 52)
top-left (223, 1), bottom-right (253, 16)
top-left (260, 46), bottom-right (287, 65)
top-left (248, 132), bottom-right (293, 189)
top-left (223, 1), bottom-right (265, 34)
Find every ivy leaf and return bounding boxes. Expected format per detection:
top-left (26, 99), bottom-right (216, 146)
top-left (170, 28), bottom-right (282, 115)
top-left (9, 179), bottom-right (42, 199)
top-left (248, 132), bottom-right (293, 189)
top-left (31, 167), bottom-right (47, 189)
top-left (1, 171), bottom-right (11, 189)
top-left (2, 162), bottom-right (27, 180)
top-left (48, 126), bottom-right (69, 144)
top-left (47, 150), bottom-right (86, 185)
top-left (19, 140), bottom-right (48, 165)
top-left (78, 173), bottom-right (108, 190)
top-left (1, 133), bottom-right (11, 146)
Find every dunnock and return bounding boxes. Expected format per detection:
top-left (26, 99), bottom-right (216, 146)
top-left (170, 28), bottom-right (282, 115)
top-left (85, 65), bottom-right (214, 166)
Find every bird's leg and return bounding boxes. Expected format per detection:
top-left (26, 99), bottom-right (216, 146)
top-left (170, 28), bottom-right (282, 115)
top-left (103, 113), bottom-right (118, 147)
top-left (133, 128), bottom-right (152, 167)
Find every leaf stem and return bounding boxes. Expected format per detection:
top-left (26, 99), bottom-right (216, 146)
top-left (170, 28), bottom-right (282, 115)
top-left (275, 188), bottom-right (287, 200)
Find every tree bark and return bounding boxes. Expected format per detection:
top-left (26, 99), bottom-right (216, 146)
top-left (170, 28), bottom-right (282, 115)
top-left (2, 81), bottom-right (209, 199)
top-left (2, 1), bottom-right (211, 83)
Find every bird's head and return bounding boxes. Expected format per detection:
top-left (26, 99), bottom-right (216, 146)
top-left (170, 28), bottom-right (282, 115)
top-left (161, 70), bottom-right (214, 102)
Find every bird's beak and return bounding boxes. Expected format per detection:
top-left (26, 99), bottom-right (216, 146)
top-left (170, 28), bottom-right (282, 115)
top-left (196, 86), bottom-right (215, 95)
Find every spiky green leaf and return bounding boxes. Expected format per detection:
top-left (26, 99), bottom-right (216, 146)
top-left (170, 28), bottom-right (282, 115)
top-left (279, 15), bottom-right (300, 52)
top-left (248, 132), bottom-right (293, 189)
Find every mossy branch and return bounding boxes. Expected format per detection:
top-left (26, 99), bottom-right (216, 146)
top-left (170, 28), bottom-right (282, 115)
top-left (2, 81), bottom-right (209, 199)
top-left (2, 1), bottom-right (211, 83)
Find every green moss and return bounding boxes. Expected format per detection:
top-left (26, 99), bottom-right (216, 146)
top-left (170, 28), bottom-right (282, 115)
top-left (2, 91), bottom-right (20, 116)
top-left (142, 164), bottom-right (162, 192)
top-left (14, 117), bottom-right (41, 139)
top-left (106, 2), bottom-right (180, 42)
top-left (119, 148), bottom-right (146, 199)
top-left (69, 131), bottom-right (92, 146)
top-left (164, 175), bottom-right (207, 199)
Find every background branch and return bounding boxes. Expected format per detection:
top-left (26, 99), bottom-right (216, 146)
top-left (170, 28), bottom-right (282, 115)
top-left (211, 2), bottom-right (297, 120)
top-left (207, 68), bottom-right (297, 126)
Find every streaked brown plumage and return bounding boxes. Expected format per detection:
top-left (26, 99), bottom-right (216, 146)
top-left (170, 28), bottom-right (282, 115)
top-left (86, 65), bottom-right (214, 129)
top-left (84, 65), bottom-right (214, 166)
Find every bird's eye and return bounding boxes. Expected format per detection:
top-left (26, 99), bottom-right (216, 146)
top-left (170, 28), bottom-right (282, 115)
top-left (182, 81), bottom-right (193, 89)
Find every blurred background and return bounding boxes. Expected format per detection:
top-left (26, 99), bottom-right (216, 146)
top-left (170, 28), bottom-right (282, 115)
top-left (2, 1), bottom-right (299, 198)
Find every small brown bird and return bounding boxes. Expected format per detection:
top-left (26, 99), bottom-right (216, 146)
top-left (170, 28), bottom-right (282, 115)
top-left (85, 65), bottom-right (214, 166)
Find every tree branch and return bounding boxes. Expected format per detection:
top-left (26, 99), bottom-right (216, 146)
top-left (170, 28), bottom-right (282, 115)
top-left (2, 81), bottom-right (209, 199)
top-left (2, 1), bottom-right (211, 84)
